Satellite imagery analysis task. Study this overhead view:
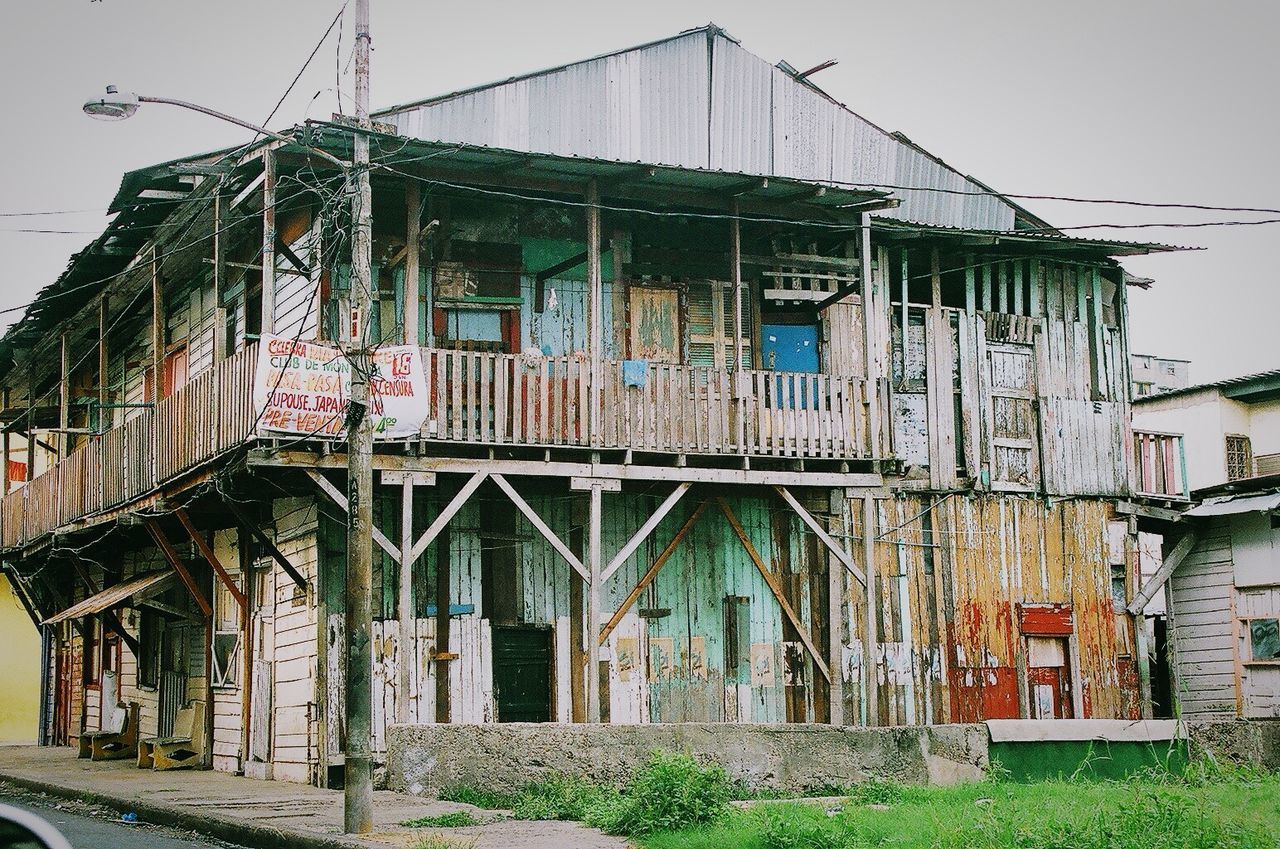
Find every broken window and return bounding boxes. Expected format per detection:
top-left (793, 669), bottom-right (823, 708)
top-left (1226, 434), bottom-right (1253, 481)
top-left (1110, 564), bottom-right (1127, 609)
top-left (210, 578), bottom-right (241, 688)
top-left (1248, 618), bottom-right (1280, 662)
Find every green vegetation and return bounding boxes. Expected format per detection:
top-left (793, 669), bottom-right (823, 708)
top-left (640, 763), bottom-right (1280, 849)
top-left (437, 784), bottom-right (517, 810)
top-left (400, 811), bottom-right (480, 829)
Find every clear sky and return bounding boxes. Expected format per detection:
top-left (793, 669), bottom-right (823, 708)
top-left (1, 0), bottom-right (1275, 383)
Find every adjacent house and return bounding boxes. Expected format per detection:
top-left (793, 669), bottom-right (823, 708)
top-left (0, 25), bottom-right (1184, 785)
top-left (1130, 354), bottom-right (1190, 398)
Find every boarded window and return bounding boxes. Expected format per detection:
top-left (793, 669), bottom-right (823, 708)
top-left (137, 609), bottom-right (160, 689)
top-left (1226, 434), bottom-right (1253, 481)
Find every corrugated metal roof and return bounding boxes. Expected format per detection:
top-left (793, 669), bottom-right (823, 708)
top-left (377, 26), bottom-right (1018, 231)
top-left (872, 219), bottom-right (1190, 257)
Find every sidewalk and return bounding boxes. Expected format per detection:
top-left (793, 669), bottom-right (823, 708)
top-left (0, 745), bottom-right (627, 849)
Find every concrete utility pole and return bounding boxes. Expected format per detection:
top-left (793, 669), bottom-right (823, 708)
top-left (344, 0), bottom-right (375, 834)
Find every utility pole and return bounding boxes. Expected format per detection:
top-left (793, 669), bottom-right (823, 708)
top-left (344, 0), bottom-right (375, 834)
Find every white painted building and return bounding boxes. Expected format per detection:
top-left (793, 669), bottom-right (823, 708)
top-left (1130, 353), bottom-right (1190, 398)
top-left (1133, 370), bottom-right (1280, 493)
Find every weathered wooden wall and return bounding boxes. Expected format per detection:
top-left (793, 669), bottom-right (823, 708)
top-left (839, 493), bottom-right (1139, 725)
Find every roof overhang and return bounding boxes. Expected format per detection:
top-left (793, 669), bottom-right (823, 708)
top-left (42, 570), bottom-right (175, 625)
top-left (1184, 491), bottom-right (1280, 518)
top-left (871, 219), bottom-right (1193, 260)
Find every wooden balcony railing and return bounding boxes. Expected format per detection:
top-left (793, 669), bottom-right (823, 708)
top-left (422, 349), bottom-right (871, 458)
top-left (1, 344), bottom-right (873, 549)
top-left (1132, 429), bottom-right (1189, 500)
top-left (0, 345), bottom-right (260, 549)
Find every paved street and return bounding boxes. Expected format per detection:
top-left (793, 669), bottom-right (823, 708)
top-left (1, 793), bottom-right (247, 849)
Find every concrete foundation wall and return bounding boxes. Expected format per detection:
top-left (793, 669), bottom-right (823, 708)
top-left (387, 723), bottom-right (989, 796)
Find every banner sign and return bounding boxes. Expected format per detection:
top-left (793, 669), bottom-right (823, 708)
top-left (253, 334), bottom-right (428, 439)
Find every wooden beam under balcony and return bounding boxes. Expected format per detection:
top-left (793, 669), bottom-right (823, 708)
top-left (249, 448), bottom-right (883, 489)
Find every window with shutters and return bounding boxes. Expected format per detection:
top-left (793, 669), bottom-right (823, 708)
top-left (686, 280), bottom-right (751, 370)
top-left (1226, 434), bottom-right (1254, 481)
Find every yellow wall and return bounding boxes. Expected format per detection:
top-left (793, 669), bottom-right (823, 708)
top-left (0, 581), bottom-right (40, 743)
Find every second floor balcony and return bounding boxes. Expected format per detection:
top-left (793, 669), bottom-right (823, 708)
top-left (1, 342), bottom-right (874, 549)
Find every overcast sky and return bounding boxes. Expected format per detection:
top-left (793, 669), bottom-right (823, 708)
top-left (1, 0), bottom-right (1275, 383)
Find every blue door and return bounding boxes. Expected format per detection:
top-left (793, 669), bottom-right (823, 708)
top-left (761, 323), bottom-right (820, 408)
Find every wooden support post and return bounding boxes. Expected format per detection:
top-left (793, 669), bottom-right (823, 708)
top-left (586, 179), bottom-right (602, 449)
top-left (404, 181), bottom-right (421, 346)
top-left (2, 389), bottom-right (9, 495)
top-left (213, 187), bottom-right (228, 362)
top-left (151, 247), bottom-right (163, 401)
top-left (306, 469), bottom-right (401, 561)
top-left (146, 520), bottom-right (212, 618)
top-left (95, 297), bottom-right (109, 433)
top-left (600, 483), bottom-right (690, 583)
top-left (587, 482), bottom-right (603, 722)
top-left (491, 474), bottom-right (588, 582)
top-left (58, 333), bottom-right (70, 459)
top-left (174, 507), bottom-right (245, 609)
top-left (1128, 530), bottom-right (1198, 615)
top-left (221, 498), bottom-right (308, 590)
top-left (261, 150), bottom-right (277, 336)
top-left (827, 490), bottom-right (846, 725)
top-left (238, 529), bottom-right (253, 772)
top-left (717, 497), bottom-right (831, 682)
top-left (859, 213), bottom-right (881, 458)
top-left (731, 200), bottom-right (746, 452)
top-left (600, 501), bottom-right (708, 645)
top-left (862, 492), bottom-right (878, 725)
top-left (397, 476), bottom-right (413, 723)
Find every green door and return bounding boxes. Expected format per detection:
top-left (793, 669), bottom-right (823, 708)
top-left (492, 625), bottom-right (552, 722)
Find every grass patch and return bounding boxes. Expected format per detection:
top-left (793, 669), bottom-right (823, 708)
top-left (437, 784), bottom-right (517, 810)
top-left (400, 811), bottom-right (480, 829)
top-left (637, 764), bottom-right (1280, 849)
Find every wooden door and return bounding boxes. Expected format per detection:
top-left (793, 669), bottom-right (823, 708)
top-left (158, 623), bottom-right (188, 737)
top-left (53, 637), bottom-right (73, 746)
top-left (987, 343), bottom-right (1039, 489)
top-left (492, 626), bottom-right (552, 722)
top-left (629, 287), bottom-right (680, 363)
top-left (1026, 636), bottom-right (1072, 719)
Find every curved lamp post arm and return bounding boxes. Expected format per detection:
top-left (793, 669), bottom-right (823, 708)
top-left (137, 95), bottom-right (351, 170)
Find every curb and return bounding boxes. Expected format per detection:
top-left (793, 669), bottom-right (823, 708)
top-left (0, 770), bottom-right (380, 849)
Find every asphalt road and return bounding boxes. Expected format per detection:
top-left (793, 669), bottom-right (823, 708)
top-left (0, 795), bottom-right (247, 849)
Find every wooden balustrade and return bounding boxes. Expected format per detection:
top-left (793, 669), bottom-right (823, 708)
top-left (0, 342), bottom-right (872, 548)
top-left (422, 349), bottom-right (871, 458)
top-left (0, 345), bottom-right (259, 548)
top-left (1133, 430), bottom-right (1189, 500)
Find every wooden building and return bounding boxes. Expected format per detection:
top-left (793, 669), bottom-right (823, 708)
top-left (0, 26), bottom-right (1183, 785)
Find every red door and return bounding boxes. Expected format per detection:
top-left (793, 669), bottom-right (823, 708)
top-left (1027, 636), bottom-right (1073, 719)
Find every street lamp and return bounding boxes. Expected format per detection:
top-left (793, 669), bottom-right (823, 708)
top-left (83, 85), bottom-right (348, 169)
top-left (83, 38), bottom-right (377, 835)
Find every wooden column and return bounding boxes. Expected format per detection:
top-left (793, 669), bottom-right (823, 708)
top-left (239, 529), bottom-right (254, 773)
top-left (586, 179), bottom-right (602, 449)
top-left (586, 482), bottom-right (602, 722)
top-left (859, 213), bottom-right (881, 458)
top-left (397, 476), bottom-right (414, 723)
top-left (404, 182), bottom-right (421, 346)
top-left (261, 150), bottom-right (277, 337)
top-left (2, 389), bottom-right (10, 494)
top-left (827, 490), bottom-right (846, 726)
top-left (151, 247), bottom-right (163, 400)
top-left (97, 296), bottom-right (109, 432)
top-left (58, 333), bottom-right (70, 458)
top-left (212, 187), bottom-right (228, 362)
top-left (731, 201), bottom-right (745, 453)
top-left (861, 492), bottom-right (878, 725)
